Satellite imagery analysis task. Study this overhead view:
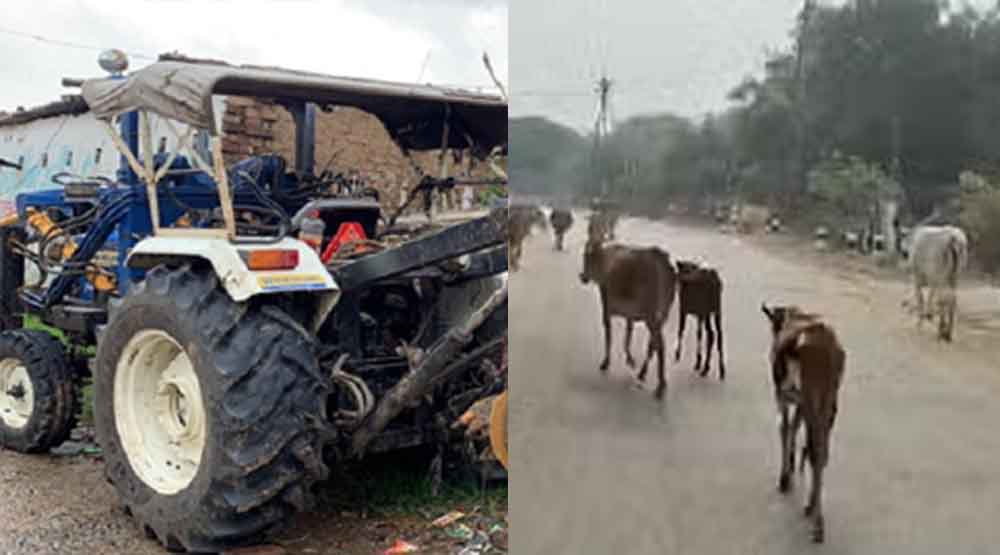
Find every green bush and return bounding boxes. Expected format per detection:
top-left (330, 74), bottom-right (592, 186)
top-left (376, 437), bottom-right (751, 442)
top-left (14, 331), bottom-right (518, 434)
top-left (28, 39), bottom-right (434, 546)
top-left (959, 171), bottom-right (1000, 275)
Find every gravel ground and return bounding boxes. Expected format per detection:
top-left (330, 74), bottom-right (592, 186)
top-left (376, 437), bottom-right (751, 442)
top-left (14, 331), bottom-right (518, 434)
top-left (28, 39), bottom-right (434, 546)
top-left (0, 441), bottom-right (506, 555)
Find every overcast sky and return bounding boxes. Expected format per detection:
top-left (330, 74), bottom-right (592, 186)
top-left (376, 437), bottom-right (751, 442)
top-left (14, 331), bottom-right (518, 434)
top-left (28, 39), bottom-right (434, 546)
top-left (0, 0), bottom-right (507, 110)
top-left (511, 0), bottom-right (995, 133)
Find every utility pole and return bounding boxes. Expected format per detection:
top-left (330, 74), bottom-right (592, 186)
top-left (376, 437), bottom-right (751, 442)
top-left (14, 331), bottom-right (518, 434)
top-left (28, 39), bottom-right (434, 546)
top-left (593, 74), bottom-right (612, 196)
top-left (794, 0), bottom-right (816, 203)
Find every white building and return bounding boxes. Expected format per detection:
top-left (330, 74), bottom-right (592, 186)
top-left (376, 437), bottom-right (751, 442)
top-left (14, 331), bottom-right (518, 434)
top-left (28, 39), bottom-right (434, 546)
top-left (0, 95), bottom-right (223, 200)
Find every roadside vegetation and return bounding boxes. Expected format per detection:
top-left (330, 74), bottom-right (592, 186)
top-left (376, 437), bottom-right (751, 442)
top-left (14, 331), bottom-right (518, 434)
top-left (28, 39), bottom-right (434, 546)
top-left (512, 0), bottom-right (1000, 274)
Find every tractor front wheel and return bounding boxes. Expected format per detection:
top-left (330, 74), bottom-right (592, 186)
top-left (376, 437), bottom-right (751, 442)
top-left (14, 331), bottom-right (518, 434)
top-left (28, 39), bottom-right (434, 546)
top-left (94, 266), bottom-right (330, 553)
top-left (0, 330), bottom-right (77, 453)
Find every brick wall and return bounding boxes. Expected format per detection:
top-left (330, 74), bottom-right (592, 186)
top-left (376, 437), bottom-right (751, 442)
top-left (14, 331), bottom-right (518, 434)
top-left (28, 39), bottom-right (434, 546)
top-left (220, 96), bottom-right (502, 214)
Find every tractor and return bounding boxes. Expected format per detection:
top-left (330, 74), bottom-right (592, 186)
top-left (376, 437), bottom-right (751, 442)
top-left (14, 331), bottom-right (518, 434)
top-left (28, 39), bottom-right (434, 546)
top-left (0, 54), bottom-right (508, 552)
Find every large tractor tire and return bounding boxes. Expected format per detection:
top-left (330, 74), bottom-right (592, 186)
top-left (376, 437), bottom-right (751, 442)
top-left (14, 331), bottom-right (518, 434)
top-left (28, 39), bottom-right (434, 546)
top-left (94, 266), bottom-right (330, 553)
top-left (0, 330), bottom-right (78, 453)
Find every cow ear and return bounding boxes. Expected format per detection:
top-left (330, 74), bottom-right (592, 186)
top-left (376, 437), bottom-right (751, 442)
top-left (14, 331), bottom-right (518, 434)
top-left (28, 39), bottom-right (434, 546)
top-left (761, 303), bottom-right (775, 321)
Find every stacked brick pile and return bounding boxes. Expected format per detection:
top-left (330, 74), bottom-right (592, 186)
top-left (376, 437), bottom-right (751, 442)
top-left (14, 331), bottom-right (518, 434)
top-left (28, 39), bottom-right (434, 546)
top-left (221, 96), bottom-right (503, 214)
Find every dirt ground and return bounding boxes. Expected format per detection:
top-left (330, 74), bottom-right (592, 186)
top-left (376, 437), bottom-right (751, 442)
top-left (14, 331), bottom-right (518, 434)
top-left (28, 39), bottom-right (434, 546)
top-left (0, 438), bottom-right (506, 555)
top-left (509, 211), bottom-right (1000, 555)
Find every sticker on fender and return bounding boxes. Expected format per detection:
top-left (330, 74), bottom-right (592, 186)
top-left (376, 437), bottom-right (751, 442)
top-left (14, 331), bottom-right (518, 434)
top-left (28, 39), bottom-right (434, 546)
top-left (257, 273), bottom-right (329, 292)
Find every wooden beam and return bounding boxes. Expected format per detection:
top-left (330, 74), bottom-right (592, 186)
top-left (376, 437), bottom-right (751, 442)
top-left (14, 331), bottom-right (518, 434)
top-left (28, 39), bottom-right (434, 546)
top-left (140, 111), bottom-right (162, 234)
top-left (211, 138), bottom-right (237, 239)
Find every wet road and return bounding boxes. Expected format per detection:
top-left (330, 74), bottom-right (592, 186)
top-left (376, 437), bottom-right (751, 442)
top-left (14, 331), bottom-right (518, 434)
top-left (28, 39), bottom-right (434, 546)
top-left (509, 212), bottom-right (1000, 555)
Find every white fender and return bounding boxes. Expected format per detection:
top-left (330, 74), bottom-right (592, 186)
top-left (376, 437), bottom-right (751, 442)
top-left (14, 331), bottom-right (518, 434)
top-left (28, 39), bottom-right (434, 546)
top-left (126, 236), bottom-right (339, 304)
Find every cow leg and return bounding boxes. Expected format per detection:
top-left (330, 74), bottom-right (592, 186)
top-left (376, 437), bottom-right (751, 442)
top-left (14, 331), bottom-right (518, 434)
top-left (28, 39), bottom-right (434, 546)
top-left (947, 297), bottom-right (956, 342)
top-left (701, 315), bottom-right (715, 378)
top-left (652, 325), bottom-right (667, 400)
top-left (510, 241), bottom-right (521, 272)
top-left (674, 311), bottom-right (687, 362)
top-left (624, 319), bottom-right (637, 369)
top-left (637, 328), bottom-right (655, 384)
top-left (694, 316), bottom-right (705, 373)
top-left (599, 294), bottom-right (612, 372)
top-left (804, 422), bottom-right (829, 544)
top-left (937, 290), bottom-right (956, 342)
top-left (713, 308), bottom-right (726, 381)
top-left (926, 287), bottom-right (937, 322)
top-left (778, 403), bottom-right (795, 493)
top-left (914, 281), bottom-right (928, 324)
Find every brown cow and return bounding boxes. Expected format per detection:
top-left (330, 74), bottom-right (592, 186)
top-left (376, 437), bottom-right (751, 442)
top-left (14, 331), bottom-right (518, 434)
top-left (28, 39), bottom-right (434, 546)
top-left (549, 209), bottom-right (574, 251)
top-left (508, 204), bottom-right (546, 271)
top-left (761, 304), bottom-right (845, 544)
top-left (673, 260), bottom-right (725, 380)
top-left (580, 239), bottom-right (678, 399)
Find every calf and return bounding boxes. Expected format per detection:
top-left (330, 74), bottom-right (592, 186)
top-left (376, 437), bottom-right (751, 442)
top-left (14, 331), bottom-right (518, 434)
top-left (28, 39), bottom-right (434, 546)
top-left (549, 209), bottom-right (574, 251)
top-left (508, 204), bottom-right (546, 271)
top-left (761, 304), bottom-right (845, 544)
top-left (579, 239), bottom-right (677, 399)
top-left (673, 260), bottom-right (725, 380)
top-left (907, 225), bottom-right (967, 341)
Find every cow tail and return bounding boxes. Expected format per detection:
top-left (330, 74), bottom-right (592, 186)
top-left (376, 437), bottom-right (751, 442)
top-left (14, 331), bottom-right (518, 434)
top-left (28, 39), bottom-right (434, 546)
top-left (946, 235), bottom-right (961, 289)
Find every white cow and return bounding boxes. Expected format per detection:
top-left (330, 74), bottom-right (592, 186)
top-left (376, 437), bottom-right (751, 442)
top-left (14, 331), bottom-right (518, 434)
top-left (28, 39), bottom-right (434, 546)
top-left (907, 225), bottom-right (968, 341)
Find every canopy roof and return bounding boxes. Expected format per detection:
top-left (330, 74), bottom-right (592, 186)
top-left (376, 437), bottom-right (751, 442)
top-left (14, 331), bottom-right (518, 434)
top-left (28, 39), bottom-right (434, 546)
top-left (81, 60), bottom-right (507, 152)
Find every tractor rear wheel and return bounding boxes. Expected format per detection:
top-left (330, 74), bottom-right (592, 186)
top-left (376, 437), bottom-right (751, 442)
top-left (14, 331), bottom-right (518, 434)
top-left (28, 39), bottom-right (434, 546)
top-left (0, 330), bottom-right (77, 453)
top-left (94, 266), bottom-right (330, 553)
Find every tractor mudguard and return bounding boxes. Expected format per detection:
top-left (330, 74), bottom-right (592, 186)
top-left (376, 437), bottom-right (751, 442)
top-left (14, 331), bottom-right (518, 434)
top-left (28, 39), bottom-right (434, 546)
top-left (126, 236), bottom-right (339, 303)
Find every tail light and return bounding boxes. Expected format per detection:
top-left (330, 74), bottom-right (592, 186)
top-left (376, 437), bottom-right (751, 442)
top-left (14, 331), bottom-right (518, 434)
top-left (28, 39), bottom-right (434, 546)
top-left (240, 249), bottom-right (300, 271)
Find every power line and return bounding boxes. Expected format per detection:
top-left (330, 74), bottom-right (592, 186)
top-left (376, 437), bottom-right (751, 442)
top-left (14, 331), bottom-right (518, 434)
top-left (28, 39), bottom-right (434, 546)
top-left (0, 26), bottom-right (154, 60)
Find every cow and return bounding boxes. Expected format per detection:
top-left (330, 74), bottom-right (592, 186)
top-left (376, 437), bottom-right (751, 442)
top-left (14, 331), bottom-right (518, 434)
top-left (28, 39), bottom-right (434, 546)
top-left (579, 239), bottom-right (678, 400)
top-left (508, 204), bottom-right (547, 271)
top-left (549, 209), bottom-right (574, 251)
top-left (907, 225), bottom-right (968, 341)
top-left (589, 198), bottom-right (622, 241)
top-left (587, 211), bottom-right (618, 243)
top-left (729, 203), bottom-right (771, 234)
top-left (761, 304), bottom-right (845, 544)
top-left (673, 260), bottom-right (725, 380)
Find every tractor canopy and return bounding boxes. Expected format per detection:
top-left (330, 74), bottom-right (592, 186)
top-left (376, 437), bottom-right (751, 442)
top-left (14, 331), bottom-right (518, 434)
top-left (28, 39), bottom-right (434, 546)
top-left (79, 60), bottom-right (507, 154)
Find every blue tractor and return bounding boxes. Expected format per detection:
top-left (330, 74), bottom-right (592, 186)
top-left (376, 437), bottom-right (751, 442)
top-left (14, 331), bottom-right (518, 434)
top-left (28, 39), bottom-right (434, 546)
top-left (0, 56), bottom-right (508, 552)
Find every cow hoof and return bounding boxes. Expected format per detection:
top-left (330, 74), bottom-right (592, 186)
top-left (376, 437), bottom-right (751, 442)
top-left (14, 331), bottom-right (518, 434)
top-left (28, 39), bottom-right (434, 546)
top-left (626, 357), bottom-right (636, 369)
top-left (778, 475), bottom-right (792, 493)
top-left (599, 360), bottom-right (610, 372)
top-left (654, 384), bottom-right (666, 400)
top-left (804, 503), bottom-right (814, 517)
top-left (811, 523), bottom-right (825, 544)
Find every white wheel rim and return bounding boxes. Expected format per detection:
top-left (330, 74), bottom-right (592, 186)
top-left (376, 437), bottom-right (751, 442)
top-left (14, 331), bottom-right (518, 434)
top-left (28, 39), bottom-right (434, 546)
top-left (0, 358), bottom-right (34, 430)
top-left (114, 330), bottom-right (206, 495)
